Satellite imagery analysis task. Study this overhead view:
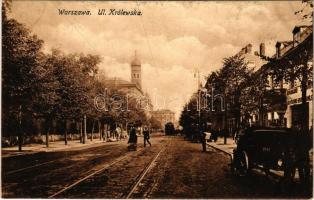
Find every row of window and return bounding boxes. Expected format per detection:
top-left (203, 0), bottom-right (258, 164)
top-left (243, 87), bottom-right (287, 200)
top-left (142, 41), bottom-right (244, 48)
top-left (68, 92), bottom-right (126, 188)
top-left (267, 74), bottom-right (313, 90)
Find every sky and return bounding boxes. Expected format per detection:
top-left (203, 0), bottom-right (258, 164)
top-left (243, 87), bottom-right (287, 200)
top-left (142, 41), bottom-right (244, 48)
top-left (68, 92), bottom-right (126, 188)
top-left (9, 1), bottom-right (308, 119)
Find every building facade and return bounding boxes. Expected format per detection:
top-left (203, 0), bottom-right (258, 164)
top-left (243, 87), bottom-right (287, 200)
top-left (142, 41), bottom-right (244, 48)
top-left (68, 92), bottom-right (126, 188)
top-left (252, 25), bottom-right (313, 130)
top-left (151, 109), bottom-right (175, 130)
top-left (102, 52), bottom-right (153, 116)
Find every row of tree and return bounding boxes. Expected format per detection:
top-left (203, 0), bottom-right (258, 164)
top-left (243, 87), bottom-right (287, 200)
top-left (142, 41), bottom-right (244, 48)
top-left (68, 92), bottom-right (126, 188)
top-left (179, 55), bottom-right (253, 141)
top-left (2, 3), bottom-right (161, 150)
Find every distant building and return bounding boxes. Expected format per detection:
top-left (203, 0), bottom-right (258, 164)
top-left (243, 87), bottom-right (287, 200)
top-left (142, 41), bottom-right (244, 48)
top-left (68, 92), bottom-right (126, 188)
top-left (102, 51), bottom-right (153, 114)
top-left (151, 109), bottom-right (175, 129)
top-left (131, 51), bottom-right (142, 89)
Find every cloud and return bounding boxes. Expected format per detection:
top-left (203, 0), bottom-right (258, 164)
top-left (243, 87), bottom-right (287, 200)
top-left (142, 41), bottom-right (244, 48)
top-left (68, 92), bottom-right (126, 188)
top-left (9, 1), bottom-right (303, 119)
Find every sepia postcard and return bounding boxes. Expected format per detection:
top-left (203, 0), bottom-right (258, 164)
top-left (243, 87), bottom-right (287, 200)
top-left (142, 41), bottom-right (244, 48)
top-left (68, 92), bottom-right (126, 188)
top-left (1, 0), bottom-right (313, 199)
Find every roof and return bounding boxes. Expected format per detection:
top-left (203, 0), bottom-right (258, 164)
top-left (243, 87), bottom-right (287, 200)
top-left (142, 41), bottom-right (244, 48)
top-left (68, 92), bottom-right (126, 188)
top-left (102, 78), bottom-right (144, 95)
top-left (254, 26), bottom-right (312, 76)
top-left (103, 78), bottom-right (133, 86)
top-left (276, 41), bottom-right (293, 47)
top-left (293, 25), bottom-right (312, 34)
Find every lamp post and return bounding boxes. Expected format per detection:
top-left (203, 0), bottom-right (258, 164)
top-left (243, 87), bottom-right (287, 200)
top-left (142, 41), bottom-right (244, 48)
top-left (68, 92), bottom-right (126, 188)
top-left (194, 69), bottom-right (208, 142)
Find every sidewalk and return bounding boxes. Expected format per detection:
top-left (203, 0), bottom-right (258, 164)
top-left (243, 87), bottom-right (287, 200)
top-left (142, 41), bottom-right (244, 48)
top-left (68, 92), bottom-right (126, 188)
top-left (206, 137), bottom-right (236, 155)
top-left (1, 139), bottom-right (125, 158)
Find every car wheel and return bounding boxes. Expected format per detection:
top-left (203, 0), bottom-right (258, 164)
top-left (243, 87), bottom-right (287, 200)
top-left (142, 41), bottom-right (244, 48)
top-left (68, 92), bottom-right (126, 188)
top-left (233, 150), bottom-right (250, 176)
top-left (239, 151), bottom-right (250, 175)
top-left (280, 164), bottom-right (296, 193)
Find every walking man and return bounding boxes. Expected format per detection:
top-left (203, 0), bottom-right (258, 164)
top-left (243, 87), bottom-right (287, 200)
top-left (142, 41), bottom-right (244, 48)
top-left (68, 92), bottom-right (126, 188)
top-left (200, 124), bottom-right (206, 152)
top-left (143, 126), bottom-right (151, 147)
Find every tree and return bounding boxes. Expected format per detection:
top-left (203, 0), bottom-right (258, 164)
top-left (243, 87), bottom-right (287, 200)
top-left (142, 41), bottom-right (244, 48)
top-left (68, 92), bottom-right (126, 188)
top-left (179, 93), bottom-right (199, 140)
top-left (149, 116), bottom-right (162, 131)
top-left (32, 53), bottom-right (60, 147)
top-left (220, 55), bottom-right (252, 142)
top-left (46, 50), bottom-right (101, 145)
top-left (295, 0), bottom-right (313, 21)
top-left (2, 4), bottom-right (44, 151)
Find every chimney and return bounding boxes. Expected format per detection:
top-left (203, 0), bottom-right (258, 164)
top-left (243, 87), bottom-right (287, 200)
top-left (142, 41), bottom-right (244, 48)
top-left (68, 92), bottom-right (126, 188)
top-left (276, 42), bottom-right (281, 59)
top-left (293, 26), bottom-right (301, 47)
top-left (260, 43), bottom-right (265, 57)
top-left (246, 44), bottom-right (252, 54)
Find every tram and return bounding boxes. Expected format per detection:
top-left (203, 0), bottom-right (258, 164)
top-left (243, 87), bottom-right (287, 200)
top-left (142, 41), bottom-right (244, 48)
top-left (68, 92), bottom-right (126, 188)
top-left (165, 122), bottom-right (175, 135)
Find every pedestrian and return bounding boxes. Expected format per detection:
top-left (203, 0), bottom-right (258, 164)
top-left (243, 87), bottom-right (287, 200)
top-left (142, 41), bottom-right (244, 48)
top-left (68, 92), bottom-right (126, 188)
top-left (201, 128), bottom-right (206, 152)
top-left (128, 125), bottom-right (137, 151)
top-left (115, 126), bottom-right (121, 141)
top-left (143, 125), bottom-right (151, 147)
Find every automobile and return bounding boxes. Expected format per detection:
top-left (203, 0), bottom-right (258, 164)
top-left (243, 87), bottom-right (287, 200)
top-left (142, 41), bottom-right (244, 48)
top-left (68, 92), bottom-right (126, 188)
top-left (231, 127), bottom-right (310, 184)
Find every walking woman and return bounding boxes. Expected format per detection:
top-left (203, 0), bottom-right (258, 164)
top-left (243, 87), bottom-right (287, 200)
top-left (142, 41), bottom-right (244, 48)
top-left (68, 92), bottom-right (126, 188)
top-left (128, 125), bottom-right (138, 151)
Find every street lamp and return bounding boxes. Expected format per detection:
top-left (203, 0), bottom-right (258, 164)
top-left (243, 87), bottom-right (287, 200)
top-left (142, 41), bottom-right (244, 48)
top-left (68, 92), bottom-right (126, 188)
top-left (194, 69), bottom-right (208, 141)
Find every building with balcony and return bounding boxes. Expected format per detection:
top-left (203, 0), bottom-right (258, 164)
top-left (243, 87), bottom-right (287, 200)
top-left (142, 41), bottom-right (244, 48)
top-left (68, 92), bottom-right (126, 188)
top-left (254, 25), bottom-right (313, 129)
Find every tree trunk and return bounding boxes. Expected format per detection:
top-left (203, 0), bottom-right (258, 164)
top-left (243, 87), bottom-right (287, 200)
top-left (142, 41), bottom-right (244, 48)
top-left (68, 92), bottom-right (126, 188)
top-left (298, 62), bottom-right (310, 185)
top-left (45, 118), bottom-right (51, 148)
top-left (80, 121), bottom-right (83, 143)
top-left (259, 96), bottom-right (264, 127)
top-left (235, 95), bottom-right (241, 131)
top-left (83, 115), bottom-right (86, 144)
top-left (301, 64), bottom-right (309, 133)
top-left (18, 105), bottom-right (22, 152)
top-left (224, 95), bottom-right (228, 145)
top-left (98, 121), bottom-right (102, 141)
top-left (91, 120), bottom-right (95, 141)
top-left (64, 120), bottom-right (68, 145)
top-left (105, 124), bottom-right (108, 142)
top-left (46, 127), bottom-right (50, 148)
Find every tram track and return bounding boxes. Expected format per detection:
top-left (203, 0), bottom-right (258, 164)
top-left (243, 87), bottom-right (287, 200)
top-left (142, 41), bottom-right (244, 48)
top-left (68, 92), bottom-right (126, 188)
top-left (48, 152), bottom-right (131, 198)
top-left (47, 139), bottom-right (170, 199)
top-left (4, 143), bottom-right (120, 176)
top-left (123, 143), bottom-right (168, 198)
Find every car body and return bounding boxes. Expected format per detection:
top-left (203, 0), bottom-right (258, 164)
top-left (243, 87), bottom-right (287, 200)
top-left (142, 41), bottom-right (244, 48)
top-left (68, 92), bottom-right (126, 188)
top-left (231, 127), bottom-right (303, 179)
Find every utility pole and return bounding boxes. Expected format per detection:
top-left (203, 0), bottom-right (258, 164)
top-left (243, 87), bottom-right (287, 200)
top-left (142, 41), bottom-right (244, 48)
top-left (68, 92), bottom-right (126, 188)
top-left (194, 69), bottom-right (202, 142)
top-left (197, 70), bottom-right (201, 135)
top-left (80, 120), bottom-right (83, 143)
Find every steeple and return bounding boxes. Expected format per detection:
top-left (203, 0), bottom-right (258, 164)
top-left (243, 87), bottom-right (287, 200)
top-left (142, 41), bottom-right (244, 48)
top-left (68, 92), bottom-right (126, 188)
top-left (131, 50), bottom-right (142, 89)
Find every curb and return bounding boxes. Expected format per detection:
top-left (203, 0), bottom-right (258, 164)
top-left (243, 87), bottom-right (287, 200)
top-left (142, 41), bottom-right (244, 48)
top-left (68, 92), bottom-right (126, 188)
top-left (2, 140), bottom-right (124, 158)
top-left (206, 142), bottom-right (234, 162)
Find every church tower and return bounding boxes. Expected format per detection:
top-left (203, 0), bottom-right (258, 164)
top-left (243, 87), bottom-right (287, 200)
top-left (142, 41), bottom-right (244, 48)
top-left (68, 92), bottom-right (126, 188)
top-left (131, 51), bottom-right (142, 89)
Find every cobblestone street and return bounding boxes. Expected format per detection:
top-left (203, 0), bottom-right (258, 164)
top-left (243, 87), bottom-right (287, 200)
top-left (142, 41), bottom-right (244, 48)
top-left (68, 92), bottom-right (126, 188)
top-left (2, 135), bottom-right (311, 198)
